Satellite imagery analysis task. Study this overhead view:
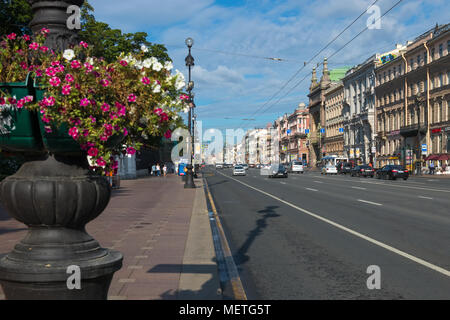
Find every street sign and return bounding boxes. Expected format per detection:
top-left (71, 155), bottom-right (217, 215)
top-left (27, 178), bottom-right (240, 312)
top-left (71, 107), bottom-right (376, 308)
top-left (339, 128), bottom-right (344, 133)
top-left (305, 129), bottom-right (310, 134)
top-left (320, 128), bottom-right (325, 134)
top-left (421, 144), bottom-right (427, 152)
top-left (372, 146), bottom-right (376, 154)
top-left (287, 129), bottom-right (291, 135)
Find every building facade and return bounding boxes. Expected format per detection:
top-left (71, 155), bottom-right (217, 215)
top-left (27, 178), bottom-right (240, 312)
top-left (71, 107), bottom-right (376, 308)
top-left (324, 82), bottom-right (345, 157)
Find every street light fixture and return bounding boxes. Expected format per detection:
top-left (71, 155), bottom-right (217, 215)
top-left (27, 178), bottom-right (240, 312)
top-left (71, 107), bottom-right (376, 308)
top-left (184, 37), bottom-right (196, 188)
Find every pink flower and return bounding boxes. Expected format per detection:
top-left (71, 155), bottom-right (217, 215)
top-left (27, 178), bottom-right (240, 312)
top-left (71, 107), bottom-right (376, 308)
top-left (22, 35), bottom-right (30, 41)
top-left (164, 130), bottom-right (172, 139)
top-left (49, 77), bottom-right (61, 87)
top-left (7, 33), bottom-right (16, 40)
top-left (126, 147), bottom-right (136, 155)
top-left (123, 128), bottom-right (128, 136)
top-left (154, 108), bottom-right (163, 115)
top-left (128, 94), bottom-right (136, 103)
top-left (20, 62), bottom-right (28, 70)
top-left (84, 63), bottom-right (93, 73)
top-left (62, 84), bottom-right (71, 95)
top-left (43, 96), bottom-right (55, 106)
top-left (35, 69), bottom-right (43, 77)
top-left (88, 147), bottom-right (98, 157)
top-left (101, 103), bottom-right (110, 112)
top-left (54, 65), bottom-right (65, 73)
top-left (117, 104), bottom-right (126, 117)
top-left (100, 135), bottom-right (108, 141)
top-left (159, 112), bottom-right (169, 122)
top-left (96, 157), bottom-right (107, 167)
top-left (44, 126), bottom-right (52, 133)
top-left (70, 118), bottom-right (81, 126)
top-left (71, 60), bottom-right (81, 69)
top-left (42, 114), bottom-right (51, 124)
top-left (0, 97), bottom-right (5, 105)
top-left (24, 96), bottom-right (33, 103)
top-left (119, 60), bottom-right (128, 66)
top-left (65, 74), bottom-right (75, 83)
top-left (17, 99), bottom-right (25, 109)
top-left (45, 67), bottom-right (56, 77)
top-left (40, 28), bottom-right (50, 35)
top-left (8, 97), bottom-right (17, 104)
top-left (79, 41), bottom-right (88, 48)
top-left (51, 61), bottom-right (61, 66)
top-left (100, 79), bottom-right (110, 87)
top-left (80, 98), bottom-right (90, 107)
top-left (180, 94), bottom-right (189, 100)
top-left (68, 127), bottom-right (79, 140)
top-left (89, 116), bottom-right (96, 123)
top-left (83, 129), bottom-right (90, 137)
top-left (141, 77), bottom-right (150, 85)
top-left (39, 46), bottom-right (49, 53)
top-left (29, 42), bottom-right (39, 50)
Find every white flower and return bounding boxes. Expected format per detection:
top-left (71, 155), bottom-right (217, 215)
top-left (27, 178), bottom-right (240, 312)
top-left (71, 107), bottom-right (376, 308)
top-left (164, 61), bottom-right (173, 71)
top-left (182, 106), bottom-right (190, 113)
top-left (140, 45), bottom-right (148, 53)
top-left (63, 49), bottom-right (75, 61)
top-left (152, 62), bottom-right (163, 72)
top-left (143, 58), bottom-right (152, 69)
top-left (135, 61), bottom-right (144, 70)
top-left (153, 84), bottom-right (161, 93)
top-left (87, 57), bottom-right (94, 65)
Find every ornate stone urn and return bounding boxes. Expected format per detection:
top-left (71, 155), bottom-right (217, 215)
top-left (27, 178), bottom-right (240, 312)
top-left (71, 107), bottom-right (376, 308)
top-left (0, 0), bottom-right (122, 300)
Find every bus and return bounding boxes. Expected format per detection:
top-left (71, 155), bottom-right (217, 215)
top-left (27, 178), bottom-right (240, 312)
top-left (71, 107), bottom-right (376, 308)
top-left (319, 155), bottom-right (348, 168)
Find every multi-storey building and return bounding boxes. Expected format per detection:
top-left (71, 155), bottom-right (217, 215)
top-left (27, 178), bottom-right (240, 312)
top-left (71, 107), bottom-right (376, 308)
top-left (375, 23), bottom-right (450, 170)
top-left (308, 58), bottom-right (350, 166)
top-left (342, 54), bottom-right (381, 165)
top-left (324, 82), bottom-right (345, 157)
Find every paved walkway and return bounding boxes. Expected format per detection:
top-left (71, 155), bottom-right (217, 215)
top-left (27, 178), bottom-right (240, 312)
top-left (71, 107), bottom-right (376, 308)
top-left (0, 174), bottom-right (221, 300)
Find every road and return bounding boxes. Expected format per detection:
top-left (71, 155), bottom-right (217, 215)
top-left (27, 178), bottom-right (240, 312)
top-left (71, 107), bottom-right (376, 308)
top-left (203, 166), bottom-right (450, 299)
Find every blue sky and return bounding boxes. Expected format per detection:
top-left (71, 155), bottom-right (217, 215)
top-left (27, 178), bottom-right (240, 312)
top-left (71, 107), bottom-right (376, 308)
top-left (89, 0), bottom-right (449, 137)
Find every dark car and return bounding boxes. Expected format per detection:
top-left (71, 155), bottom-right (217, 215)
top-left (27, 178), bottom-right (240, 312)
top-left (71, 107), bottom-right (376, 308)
top-left (350, 165), bottom-right (375, 177)
top-left (268, 164), bottom-right (288, 178)
top-left (337, 161), bottom-right (353, 174)
top-left (376, 165), bottom-right (409, 180)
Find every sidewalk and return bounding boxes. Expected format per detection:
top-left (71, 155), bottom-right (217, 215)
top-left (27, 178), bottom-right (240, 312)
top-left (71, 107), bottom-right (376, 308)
top-left (0, 174), bottom-right (222, 300)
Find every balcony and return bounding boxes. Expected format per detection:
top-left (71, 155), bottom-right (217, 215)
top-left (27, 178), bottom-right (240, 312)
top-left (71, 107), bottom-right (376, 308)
top-left (400, 123), bottom-right (427, 137)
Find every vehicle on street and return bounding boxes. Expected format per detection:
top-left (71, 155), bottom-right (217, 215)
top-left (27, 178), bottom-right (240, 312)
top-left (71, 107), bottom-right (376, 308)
top-left (288, 160), bottom-right (304, 174)
top-left (337, 161), bottom-right (354, 174)
top-left (351, 165), bottom-right (375, 177)
top-left (249, 164), bottom-right (256, 168)
top-left (215, 163), bottom-right (223, 169)
top-left (268, 164), bottom-right (288, 178)
top-left (242, 164), bottom-right (249, 170)
top-left (232, 165), bottom-right (246, 176)
top-left (321, 164), bottom-right (338, 175)
top-left (376, 165), bottom-right (409, 180)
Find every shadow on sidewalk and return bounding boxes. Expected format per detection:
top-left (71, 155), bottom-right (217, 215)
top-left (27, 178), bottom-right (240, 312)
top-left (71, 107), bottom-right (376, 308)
top-left (148, 261), bottom-right (221, 300)
top-left (110, 188), bottom-right (134, 197)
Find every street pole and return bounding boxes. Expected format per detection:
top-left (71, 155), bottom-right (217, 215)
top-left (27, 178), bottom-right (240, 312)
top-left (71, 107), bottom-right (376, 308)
top-left (184, 38), bottom-right (196, 188)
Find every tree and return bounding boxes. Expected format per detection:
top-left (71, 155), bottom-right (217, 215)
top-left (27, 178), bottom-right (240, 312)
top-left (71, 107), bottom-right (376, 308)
top-left (0, 0), bottom-right (33, 36)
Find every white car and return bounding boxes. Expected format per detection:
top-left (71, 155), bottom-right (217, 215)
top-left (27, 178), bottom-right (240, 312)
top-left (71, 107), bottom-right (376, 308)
top-left (215, 163), bottom-right (223, 169)
top-left (289, 161), bottom-right (304, 174)
top-left (321, 165), bottom-right (337, 175)
top-left (233, 165), bottom-right (246, 176)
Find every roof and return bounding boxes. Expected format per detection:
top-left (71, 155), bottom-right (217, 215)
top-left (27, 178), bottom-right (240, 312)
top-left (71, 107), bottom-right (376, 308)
top-left (329, 67), bottom-right (351, 81)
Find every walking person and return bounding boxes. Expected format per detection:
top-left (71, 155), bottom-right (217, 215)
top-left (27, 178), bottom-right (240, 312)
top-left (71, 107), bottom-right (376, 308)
top-left (156, 163), bottom-right (161, 176)
top-left (151, 164), bottom-right (156, 176)
top-left (163, 164), bottom-right (167, 177)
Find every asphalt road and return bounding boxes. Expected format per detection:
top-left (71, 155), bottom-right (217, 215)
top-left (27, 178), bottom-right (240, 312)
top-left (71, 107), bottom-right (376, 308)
top-left (203, 166), bottom-right (450, 299)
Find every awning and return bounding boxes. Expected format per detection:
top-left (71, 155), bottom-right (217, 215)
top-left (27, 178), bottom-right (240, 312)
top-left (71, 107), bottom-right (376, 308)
top-left (425, 154), bottom-right (439, 161)
top-left (437, 154), bottom-right (450, 161)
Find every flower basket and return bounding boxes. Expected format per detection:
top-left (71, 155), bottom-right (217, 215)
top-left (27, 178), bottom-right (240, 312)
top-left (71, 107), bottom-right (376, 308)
top-left (0, 73), bottom-right (43, 153)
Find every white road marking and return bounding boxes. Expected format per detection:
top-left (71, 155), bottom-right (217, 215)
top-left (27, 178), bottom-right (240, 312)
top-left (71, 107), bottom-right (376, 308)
top-left (352, 186), bottom-right (367, 190)
top-left (418, 196), bottom-right (433, 200)
top-left (280, 182), bottom-right (287, 185)
top-left (216, 171), bottom-right (450, 278)
top-left (306, 188), bottom-right (318, 192)
top-left (314, 181), bottom-right (324, 184)
top-left (357, 199), bottom-right (382, 206)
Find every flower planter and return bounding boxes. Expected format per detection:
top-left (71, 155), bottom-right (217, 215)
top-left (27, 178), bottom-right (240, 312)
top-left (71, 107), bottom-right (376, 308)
top-left (0, 74), bottom-right (43, 154)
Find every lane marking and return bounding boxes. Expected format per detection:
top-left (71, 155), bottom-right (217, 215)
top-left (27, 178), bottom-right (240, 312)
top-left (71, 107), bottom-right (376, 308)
top-left (306, 188), bottom-right (318, 192)
top-left (357, 199), bottom-right (382, 206)
top-left (418, 196), bottom-right (433, 200)
top-left (203, 177), bottom-right (247, 300)
top-left (216, 171), bottom-right (450, 278)
top-left (314, 181), bottom-right (324, 184)
top-left (352, 186), bottom-right (367, 190)
top-left (280, 182), bottom-right (287, 185)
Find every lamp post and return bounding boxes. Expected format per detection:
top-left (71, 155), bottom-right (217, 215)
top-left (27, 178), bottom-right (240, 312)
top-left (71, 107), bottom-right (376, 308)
top-left (184, 38), bottom-right (196, 188)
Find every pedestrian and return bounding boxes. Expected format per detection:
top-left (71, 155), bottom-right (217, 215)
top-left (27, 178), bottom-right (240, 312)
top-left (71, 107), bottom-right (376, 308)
top-left (156, 163), bottom-right (161, 176)
top-left (151, 164), bottom-right (156, 176)
top-left (429, 161), bottom-right (435, 175)
top-left (163, 164), bottom-right (167, 177)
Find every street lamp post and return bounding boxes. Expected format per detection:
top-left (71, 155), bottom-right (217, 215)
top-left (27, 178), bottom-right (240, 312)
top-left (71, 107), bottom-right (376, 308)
top-left (184, 38), bottom-right (196, 188)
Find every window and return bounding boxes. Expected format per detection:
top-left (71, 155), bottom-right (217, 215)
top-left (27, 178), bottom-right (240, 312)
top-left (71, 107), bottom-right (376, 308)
top-left (399, 64), bottom-right (403, 74)
top-left (439, 74), bottom-right (443, 87)
top-left (439, 101), bottom-right (443, 123)
top-left (410, 59), bottom-right (414, 71)
top-left (439, 44), bottom-right (443, 57)
top-left (393, 66), bottom-right (397, 77)
top-left (424, 51), bottom-right (428, 64)
top-left (448, 100), bottom-right (450, 121)
top-left (447, 41), bottom-right (450, 54)
top-left (384, 72), bottom-right (387, 82)
top-left (417, 54), bottom-right (421, 65)
top-left (431, 47), bottom-right (435, 61)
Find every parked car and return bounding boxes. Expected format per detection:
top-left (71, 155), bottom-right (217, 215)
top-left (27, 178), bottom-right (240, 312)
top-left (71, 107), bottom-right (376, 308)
top-left (242, 164), bottom-right (249, 170)
top-left (351, 165), bottom-right (375, 177)
top-left (321, 164), bottom-right (338, 175)
top-left (268, 164), bottom-right (288, 178)
top-left (232, 165), bottom-right (246, 176)
top-left (215, 163), bottom-right (223, 169)
top-left (288, 160), bottom-right (304, 174)
top-left (337, 161), bottom-right (353, 174)
top-left (376, 165), bottom-right (409, 180)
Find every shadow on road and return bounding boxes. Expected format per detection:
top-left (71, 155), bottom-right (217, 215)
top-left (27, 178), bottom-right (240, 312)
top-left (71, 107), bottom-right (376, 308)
top-left (233, 205), bottom-right (280, 267)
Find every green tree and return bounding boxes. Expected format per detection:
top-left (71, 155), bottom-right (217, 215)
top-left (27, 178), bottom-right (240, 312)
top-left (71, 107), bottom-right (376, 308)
top-left (0, 0), bottom-right (33, 36)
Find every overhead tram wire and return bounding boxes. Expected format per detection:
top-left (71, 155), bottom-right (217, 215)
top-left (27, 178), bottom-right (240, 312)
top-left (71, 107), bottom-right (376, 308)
top-left (250, 0), bottom-right (405, 125)
top-left (235, 0), bottom-right (382, 130)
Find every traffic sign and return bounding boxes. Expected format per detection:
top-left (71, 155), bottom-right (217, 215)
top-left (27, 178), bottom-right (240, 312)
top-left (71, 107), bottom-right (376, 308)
top-left (339, 128), bottom-right (344, 133)
top-left (320, 128), bottom-right (325, 134)
top-left (305, 129), bottom-right (310, 134)
top-left (421, 144), bottom-right (427, 152)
